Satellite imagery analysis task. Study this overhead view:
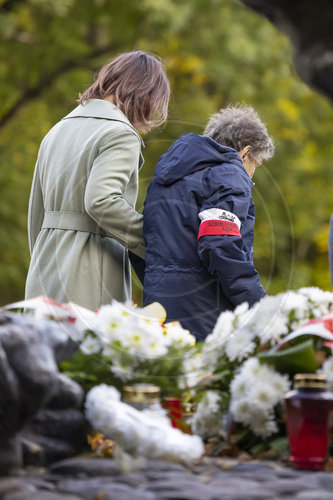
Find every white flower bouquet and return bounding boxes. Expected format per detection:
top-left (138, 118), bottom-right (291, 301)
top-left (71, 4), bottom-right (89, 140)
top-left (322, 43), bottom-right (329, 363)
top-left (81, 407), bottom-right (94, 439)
top-left (9, 288), bottom-right (333, 456)
top-left (71, 300), bottom-right (197, 398)
top-left (188, 287), bottom-right (333, 447)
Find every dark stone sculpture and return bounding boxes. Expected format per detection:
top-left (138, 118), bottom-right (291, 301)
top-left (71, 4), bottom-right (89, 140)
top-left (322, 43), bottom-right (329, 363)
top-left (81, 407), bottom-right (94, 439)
top-left (240, 0), bottom-right (333, 103)
top-left (0, 311), bottom-right (87, 474)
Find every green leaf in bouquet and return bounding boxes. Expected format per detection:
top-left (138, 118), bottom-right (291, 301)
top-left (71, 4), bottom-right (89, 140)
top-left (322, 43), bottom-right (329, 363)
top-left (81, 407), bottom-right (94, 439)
top-left (257, 338), bottom-right (318, 376)
top-left (60, 350), bottom-right (122, 393)
top-left (249, 436), bottom-right (289, 459)
top-left (268, 436), bottom-right (289, 453)
top-left (249, 441), bottom-right (268, 457)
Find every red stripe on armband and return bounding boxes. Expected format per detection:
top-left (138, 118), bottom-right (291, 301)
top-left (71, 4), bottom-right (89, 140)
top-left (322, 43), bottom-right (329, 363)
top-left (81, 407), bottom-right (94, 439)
top-left (197, 219), bottom-right (241, 240)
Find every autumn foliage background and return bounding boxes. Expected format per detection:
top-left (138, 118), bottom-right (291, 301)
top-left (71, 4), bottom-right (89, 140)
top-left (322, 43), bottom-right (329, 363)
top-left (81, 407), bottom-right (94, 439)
top-left (1, 0), bottom-right (333, 305)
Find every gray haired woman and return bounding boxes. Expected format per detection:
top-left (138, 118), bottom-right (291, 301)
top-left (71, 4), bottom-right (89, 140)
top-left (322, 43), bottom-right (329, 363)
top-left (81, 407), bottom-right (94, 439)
top-left (25, 51), bottom-right (170, 310)
top-left (143, 105), bottom-right (274, 340)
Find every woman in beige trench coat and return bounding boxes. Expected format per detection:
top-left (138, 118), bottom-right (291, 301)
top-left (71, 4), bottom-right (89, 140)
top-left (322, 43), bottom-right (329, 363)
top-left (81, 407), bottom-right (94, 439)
top-left (25, 51), bottom-right (170, 310)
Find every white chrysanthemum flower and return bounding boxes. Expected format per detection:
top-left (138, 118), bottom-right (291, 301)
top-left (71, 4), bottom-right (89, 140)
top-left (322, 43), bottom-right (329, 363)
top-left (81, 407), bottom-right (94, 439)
top-left (142, 317), bottom-right (162, 329)
top-left (248, 383), bottom-right (279, 411)
top-left (203, 391), bottom-right (221, 412)
top-left (231, 396), bottom-right (277, 436)
top-left (145, 338), bottom-right (169, 357)
top-left (200, 343), bottom-right (220, 370)
top-left (298, 287), bottom-right (333, 318)
top-left (323, 357), bottom-right (333, 390)
top-left (164, 322), bottom-right (196, 347)
top-left (234, 302), bottom-right (250, 315)
top-left (233, 302), bottom-right (261, 334)
top-left (80, 334), bottom-right (102, 355)
top-left (67, 303), bottom-right (99, 336)
top-left (191, 391), bottom-right (223, 438)
top-left (180, 354), bottom-right (208, 389)
top-left (101, 343), bottom-right (115, 358)
top-left (225, 329), bottom-right (256, 362)
top-left (126, 328), bottom-right (147, 349)
top-left (249, 295), bottom-right (288, 337)
top-left (249, 412), bottom-right (278, 437)
top-left (96, 303), bottom-right (131, 343)
top-left (323, 357), bottom-right (333, 379)
top-left (201, 310), bottom-right (236, 369)
top-left (111, 360), bottom-right (135, 381)
top-left (233, 302), bottom-right (250, 321)
top-left (230, 374), bottom-right (249, 399)
top-left (269, 373), bottom-right (291, 398)
top-left (239, 357), bottom-right (262, 378)
top-left (230, 358), bottom-right (289, 437)
top-left (259, 316), bottom-right (289, 345)
top-left (114, 318), bottom-right (167, 358)
top-left (207, 310), bottom-right (235, 345)
top-left (236, 305), bottom-right (259, 334)
top-left (298, 287), bottom-right (333, 304)
top-left (283, 291), bottom-right (309, 319)
top-left (230, 398), bottom-right (253, 425)
top-left (238, 357), bottom-right (290, 389)
top-left (96, 302), bottom-right (171, 362)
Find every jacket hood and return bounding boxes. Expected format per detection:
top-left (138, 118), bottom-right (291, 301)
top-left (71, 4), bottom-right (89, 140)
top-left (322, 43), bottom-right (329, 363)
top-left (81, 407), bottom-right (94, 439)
top-left (153, 133), bottom-right (245, 186)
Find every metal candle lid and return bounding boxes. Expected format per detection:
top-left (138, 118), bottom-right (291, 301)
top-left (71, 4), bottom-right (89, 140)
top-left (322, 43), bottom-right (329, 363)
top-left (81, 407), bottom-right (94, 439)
top-left (182, 402), bottom-right (197, 416)
top-left (122, 383), bottom-right (160, 403)
top-left (293, 373), bottom-right (326, 389)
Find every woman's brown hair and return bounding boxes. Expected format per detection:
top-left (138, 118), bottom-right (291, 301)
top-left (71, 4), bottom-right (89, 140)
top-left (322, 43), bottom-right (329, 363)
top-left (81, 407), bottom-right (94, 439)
top-left (79, 51), bottom-right (170, 133)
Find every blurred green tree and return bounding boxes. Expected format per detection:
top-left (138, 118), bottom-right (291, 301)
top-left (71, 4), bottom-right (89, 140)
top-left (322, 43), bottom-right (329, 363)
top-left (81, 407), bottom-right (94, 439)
top-left (1, 0), bottom-right (333, 305)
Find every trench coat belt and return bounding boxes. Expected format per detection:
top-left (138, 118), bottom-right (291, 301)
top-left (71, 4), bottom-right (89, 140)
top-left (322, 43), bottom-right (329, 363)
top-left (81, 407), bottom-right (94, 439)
top-left (42, 211), bottom-right (107, 237)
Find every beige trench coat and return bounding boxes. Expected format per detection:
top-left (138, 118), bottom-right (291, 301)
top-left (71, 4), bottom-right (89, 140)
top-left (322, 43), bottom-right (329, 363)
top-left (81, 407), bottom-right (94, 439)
top-left (25, 99), bottom-right (145, 310)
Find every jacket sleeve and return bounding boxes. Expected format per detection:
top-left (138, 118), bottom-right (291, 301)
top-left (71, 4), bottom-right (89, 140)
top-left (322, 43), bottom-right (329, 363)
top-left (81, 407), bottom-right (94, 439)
top-left (28, 159), bottom-right (44, 254)
top-left (197, 183), bottom-right (266, 307)
top-left (85, 129), bottom-right (145, 259)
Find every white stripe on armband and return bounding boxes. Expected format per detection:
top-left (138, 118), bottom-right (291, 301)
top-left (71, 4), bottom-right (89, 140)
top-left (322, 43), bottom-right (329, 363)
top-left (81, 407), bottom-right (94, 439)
top-left (198, 208), bottom-right (241, 230)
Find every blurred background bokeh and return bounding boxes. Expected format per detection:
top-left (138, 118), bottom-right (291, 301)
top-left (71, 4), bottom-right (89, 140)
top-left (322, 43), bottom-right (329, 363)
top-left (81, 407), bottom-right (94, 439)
top-left (1, 0), bottom-right (333, 306)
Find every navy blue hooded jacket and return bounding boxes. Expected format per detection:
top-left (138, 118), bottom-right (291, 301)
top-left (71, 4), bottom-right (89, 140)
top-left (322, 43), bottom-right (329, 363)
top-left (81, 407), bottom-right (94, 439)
top-left (143, 133), bottom-right (266, 340)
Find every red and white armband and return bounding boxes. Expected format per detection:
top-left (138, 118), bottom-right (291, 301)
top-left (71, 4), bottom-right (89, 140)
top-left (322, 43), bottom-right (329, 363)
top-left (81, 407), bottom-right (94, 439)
top-left (197, 208), bottom-right (241, 240)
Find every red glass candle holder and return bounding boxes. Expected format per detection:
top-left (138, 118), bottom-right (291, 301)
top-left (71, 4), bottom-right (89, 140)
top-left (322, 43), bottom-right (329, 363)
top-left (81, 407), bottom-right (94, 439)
top-left (162, 397), bottom-right (183, 429)
top-left (162, 397), bottom-right (196, 433)
top-left (284, 373), bottom-right (333, 470)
